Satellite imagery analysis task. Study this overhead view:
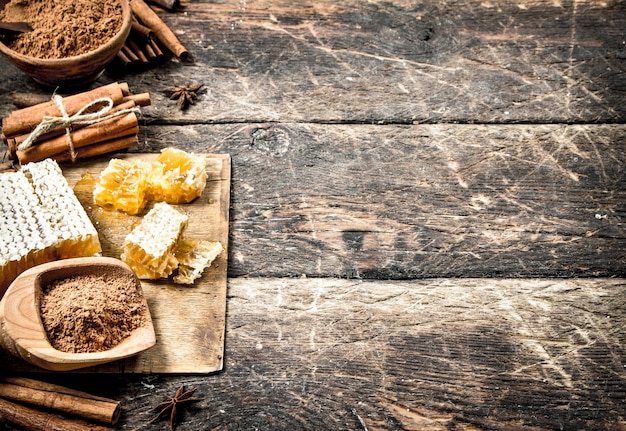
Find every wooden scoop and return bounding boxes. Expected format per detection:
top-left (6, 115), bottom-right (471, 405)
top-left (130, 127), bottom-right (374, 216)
top-left (0, 22), bottom-right (32, 35)
top-left (0, 257), bottom-right (156, 371)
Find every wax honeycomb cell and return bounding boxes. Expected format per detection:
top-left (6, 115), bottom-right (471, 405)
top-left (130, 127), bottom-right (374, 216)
top-left (93, 148), bottom-right (207, 215)
top-left (149, 147), bottom-right (207, 204)
top-left (93, 158), bottom-right (149, 216)
top-left (121, 202), bottom-right (188, 279)
top-left (174, 240), bottom-right (223, 285)
top-left (0, 159), bottom-right (101, 296)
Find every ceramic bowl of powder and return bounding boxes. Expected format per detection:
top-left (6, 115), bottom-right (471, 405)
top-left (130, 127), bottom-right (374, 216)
top-left (0, 256), bottom-right (156, 371)
top-left (0, 0), bottom-right (132, 88)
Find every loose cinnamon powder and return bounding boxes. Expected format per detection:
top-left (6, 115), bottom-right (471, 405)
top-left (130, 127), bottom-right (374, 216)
top-left (0, 0), bottom-right (123, 59)
top-left (40, 273), bottom-right (147, 353)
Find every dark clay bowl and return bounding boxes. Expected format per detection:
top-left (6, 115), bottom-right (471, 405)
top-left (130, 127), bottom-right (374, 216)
top-left (0, 0), bottom-right (131, 88)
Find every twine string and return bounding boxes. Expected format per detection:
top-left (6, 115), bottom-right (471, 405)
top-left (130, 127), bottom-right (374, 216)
top-left (18, 94), bottom-right (140, 162)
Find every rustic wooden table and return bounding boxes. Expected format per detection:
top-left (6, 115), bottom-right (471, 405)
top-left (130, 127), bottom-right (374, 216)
top-left (1, 1), bottom-right (625, 429)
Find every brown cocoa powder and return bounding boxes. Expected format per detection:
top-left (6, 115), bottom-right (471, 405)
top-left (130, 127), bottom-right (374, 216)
top-left (0, 0), bottom-right (123, 59)
top-left (40, 273), bottom-right (147, 353)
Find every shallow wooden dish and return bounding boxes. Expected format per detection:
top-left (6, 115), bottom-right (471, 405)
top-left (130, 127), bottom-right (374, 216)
top-left (0, 0), bottom-right (132, 88)
top-left (0, 257), bottom-right (156, 371)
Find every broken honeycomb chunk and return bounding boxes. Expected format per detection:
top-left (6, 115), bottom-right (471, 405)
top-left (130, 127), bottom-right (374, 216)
top-left (93, 148), bottom-right (207, 215)
top-left (174, 240), bottom-right (223, 284)
top-left (149, 147), bottom-right (207, 204)
top-left (1, 159), bottom-right (101, 296)
top-left (93, 158), bottom-right (149, 216)
top-left (121, 202), bottom-right (188, 279)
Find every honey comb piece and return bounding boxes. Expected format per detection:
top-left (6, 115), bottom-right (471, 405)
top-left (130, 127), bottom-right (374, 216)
top-left (0, 170), bottom-right (52, 295)
top-left (93, 158), bottom-right (150, 216)
top-left (121, 202), bottom-right (188, 279)
top-left (22, 159), bottom-right (101, 258)
top-left (148, 147), bottom-right (207, 204)
top-left (174, 240), bottom-right (224, 284)
top-left (1, 159), bottom-right (101, 295)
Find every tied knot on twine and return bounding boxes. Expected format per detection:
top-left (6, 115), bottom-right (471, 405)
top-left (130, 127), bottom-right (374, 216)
top-left (18, 93), bottom-right (140, 162)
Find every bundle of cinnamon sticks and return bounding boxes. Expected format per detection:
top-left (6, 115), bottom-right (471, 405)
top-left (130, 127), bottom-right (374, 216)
top-left (117, 0), bottom-right (188, 70)
top-left (1, 82), bottom-right (151, 166)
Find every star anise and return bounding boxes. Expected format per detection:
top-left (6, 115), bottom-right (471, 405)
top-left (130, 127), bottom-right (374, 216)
top-left (167, 84), bottom-right (203, 110)
top-left (149, 385), bottom-right (204, 431)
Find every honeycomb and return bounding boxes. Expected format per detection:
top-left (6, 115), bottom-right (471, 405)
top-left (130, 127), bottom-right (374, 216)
top-left (149, 147), bottom-right (207, 204)
top-left (0, 159), bottom-right (101, 295)
top-left (93, 158), bottom-right (149, 216)
top-left (121, 202), bottom-right (188, 279)
top-left (174, 240), bottom-right (223, 284)
top-left (93, 148), bottom-right (207, 215)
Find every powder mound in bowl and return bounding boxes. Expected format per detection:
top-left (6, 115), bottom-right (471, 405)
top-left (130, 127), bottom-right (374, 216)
top-left (40, 273), bottom-right (147, 353)
top-left (0, 0), bottom-right (123, 59)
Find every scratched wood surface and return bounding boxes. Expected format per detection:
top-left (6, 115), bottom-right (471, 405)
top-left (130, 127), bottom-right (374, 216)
top-left (53, 277), bottom-right (626, 430)
top-left (0, 0), bottom-right (624, 429)
top-left (113, 0), bottom-right (625, 125)
top-left (133, 122), bottom-right (626, 279)
top-left (1, 0), bottom-right (624, 125)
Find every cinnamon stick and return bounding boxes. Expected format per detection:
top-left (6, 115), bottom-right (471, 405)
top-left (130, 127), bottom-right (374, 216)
top-left (0, 377), bottom-right (120, 425)
top-left (131, 0), bottom-right (188, 59)
top-left (123, 92), bottom-right (152, 107)
top-left (112, 98), bottom-right (146, 111)
top-left (0, 398), bottom-right (110, 431)
top-left (144, 40), bottom-right (158, 59)
top-left (122, 44), bottom-right (140, 63)
top-left (14, 112), bottom-right (139, 164)
top-left (148, 0), bottom-right (180, 12)
top-left (131, 16), bottom-right (154, 40)
top-left (53, 135), bottom-right (139, 163)
top-left (127, 37), bottom-right (150, 63)
top-left (2, 82), bottom-right (131, 137)
top-left (149, 37), bottom-right (164, 57)
top-left (116, 49), bottom-right (132, 66)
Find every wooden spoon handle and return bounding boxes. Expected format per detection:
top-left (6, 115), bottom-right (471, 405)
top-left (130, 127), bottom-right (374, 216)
top-left (0, 21), bottom-right (32, 34)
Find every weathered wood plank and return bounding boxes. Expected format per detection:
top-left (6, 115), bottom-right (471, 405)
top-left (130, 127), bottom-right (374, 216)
top-left (0, 1), bottom-right (622, 429)
top-left (0, 0), bottom-right (624, 124)
top-left (58, 277), bottom-right (626, 430)
top-left (131, 122), bottom-right (626, 279)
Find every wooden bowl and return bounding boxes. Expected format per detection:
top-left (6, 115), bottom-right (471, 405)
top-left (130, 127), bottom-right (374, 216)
top-left (0, 0), bottom-right (132, 88)
top-left (0, 257), bottom-right (156, 371)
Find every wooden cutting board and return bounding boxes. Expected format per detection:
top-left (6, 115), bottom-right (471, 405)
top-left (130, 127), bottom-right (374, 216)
top-left (0, 153), bottom-right (231, 374)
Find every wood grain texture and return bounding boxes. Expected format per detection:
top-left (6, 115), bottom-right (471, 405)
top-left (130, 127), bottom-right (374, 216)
top-left (0, 0), bottom-right (623, 429)
top-left (0, 1), bottom-right (623, 123)
top-left (54, 277), bottom-right (626, 430)
top-left (129, 122), bottom-right (626, 279)
top-left (126, 0), bottom-right (626, 125)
